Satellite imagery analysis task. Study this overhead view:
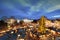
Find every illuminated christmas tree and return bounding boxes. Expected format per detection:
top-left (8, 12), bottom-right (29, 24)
top-left (38, 16), bottom-right (47, 34)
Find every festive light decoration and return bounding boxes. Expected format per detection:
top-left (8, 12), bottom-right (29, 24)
top-left (0, 16), bottom-right (60, 40)
top-left (38, 16), bottom-right (47, 34)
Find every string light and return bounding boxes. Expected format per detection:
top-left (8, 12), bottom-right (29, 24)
top-left (11, 31), bottom-right (14, 34)
top-left (18, 34), bottom-right (21, 37)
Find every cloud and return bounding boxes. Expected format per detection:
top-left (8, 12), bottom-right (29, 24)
top-left (48, 15), bottom-right (60, 19)
top-left (27, 3), bottom-right (42, 15)
top-left (53, 15), bottom-right (60, 18)
top-left (18, 0), bottom-right (31, 7)
top-left (1, 0), bottom-right (60, 19)
top-left (46, 5), bottom-right (60, 12)
top-left (30, 4), bottom-right (42, 11)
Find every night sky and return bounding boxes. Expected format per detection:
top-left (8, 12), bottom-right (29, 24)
top-left (0, 0), bottom-right (60, 40)
top-left (0, 0), bottom-right (60, 20)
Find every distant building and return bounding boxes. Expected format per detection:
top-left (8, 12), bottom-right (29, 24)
top-left (23, 19), bottom-right (33, 23)
top-left (6, 17), bottom-right (16, 25)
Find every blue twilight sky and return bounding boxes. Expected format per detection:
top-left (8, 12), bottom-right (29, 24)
top-left (0, 0), bottom-right (60, 20)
